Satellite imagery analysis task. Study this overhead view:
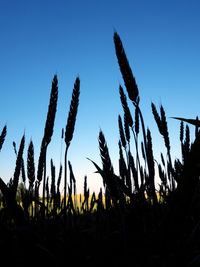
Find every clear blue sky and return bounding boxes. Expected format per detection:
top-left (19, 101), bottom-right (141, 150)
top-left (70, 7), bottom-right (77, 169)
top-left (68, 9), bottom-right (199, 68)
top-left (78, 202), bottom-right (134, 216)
top-left (0, 0), bottom-right (200, 193)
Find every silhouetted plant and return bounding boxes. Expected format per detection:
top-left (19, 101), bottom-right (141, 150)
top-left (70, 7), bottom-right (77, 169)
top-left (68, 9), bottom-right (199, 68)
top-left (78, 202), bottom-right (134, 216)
top-left (0, 31), bottom-right (200, 267)
top-left (64, 76), bottom-right (80, 213)
top-left (37, 75), bottom-right (58, 211)
top-left (11, 135), bottom-right (25, 196)
top-left (27, 140), bottom-right (35, 190)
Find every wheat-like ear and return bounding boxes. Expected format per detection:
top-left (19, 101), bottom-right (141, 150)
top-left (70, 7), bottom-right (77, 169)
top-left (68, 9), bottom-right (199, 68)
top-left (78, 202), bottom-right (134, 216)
top-left (99, 130), bottom-right (114, 174)
top-left (151, 102), bottom-right (163, 135)
top-left (119, 85), bottom-right (132, 144)
top-left (152, 103), bottom-right (171, 157)
top-left (27, 140), bottom-right (35, 190)
top-left (183, 125), bottom-right (190, 164)
top-left (180, 121), bottom-right (184, 143)
top-left (65, 77), bottom-right (80, 150)
top-left (12, 135), bottom-right (25, 196)
top-left (12, 139), bottom-right (26, 185)
top-left (37, 75), bottom-right (58, 183)
top-left (114, 32), bottom-right (139, 104)
top-left (119, 85), bottom-right (133, 127)
top-left (13, 141), bottom-right (17, 155)
top-left (57, 164), bottom-right (62, 193)
top-left (146, 129), bottom-right (155, 179)
top-left (0, 125), bottom-right (6, 152)
top-left (98, 130), bottom-right (129, 200)
top-left (160, 105), bottom-right (170, 152)
top-left (118, 115), bottom-right (126, 149)
top-left (43, 75), bottom-right (58, 146)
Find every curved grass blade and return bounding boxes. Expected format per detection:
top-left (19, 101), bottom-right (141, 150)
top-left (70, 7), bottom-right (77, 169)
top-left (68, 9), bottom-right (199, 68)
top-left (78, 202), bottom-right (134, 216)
top-left (171, 117), bottom-right (200, 127)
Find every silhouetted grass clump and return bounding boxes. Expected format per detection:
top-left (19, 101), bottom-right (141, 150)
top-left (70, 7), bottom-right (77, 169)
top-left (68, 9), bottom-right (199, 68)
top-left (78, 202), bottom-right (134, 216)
top-left (0, 32), bottom-right (200, 266)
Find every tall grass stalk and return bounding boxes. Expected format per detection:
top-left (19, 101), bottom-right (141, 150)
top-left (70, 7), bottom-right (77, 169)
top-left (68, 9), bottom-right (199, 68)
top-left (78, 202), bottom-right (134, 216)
top-left (37, 75), bottom-right (58, 213)
top-left (64, 77), bottom-right (80, 213)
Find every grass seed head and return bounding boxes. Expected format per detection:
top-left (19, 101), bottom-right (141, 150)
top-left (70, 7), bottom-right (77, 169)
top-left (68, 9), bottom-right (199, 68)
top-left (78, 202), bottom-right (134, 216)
top-left (0, 125), bottom-right (7, 152)
top-left (118, 115), bottom-right (126, 148)
top-left (65, 77), bottom-right (80, 150)
top-left (114, 32), bottom-right (139, 104)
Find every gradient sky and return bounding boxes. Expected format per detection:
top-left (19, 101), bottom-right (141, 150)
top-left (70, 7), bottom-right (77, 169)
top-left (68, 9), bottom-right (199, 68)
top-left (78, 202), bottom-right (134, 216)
top-left (0, 0), bottom-right (200, 193)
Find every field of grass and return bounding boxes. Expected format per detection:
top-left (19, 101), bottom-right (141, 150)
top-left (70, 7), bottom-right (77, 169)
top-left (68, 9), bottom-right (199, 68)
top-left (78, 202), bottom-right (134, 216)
top-left (0, 32), bottom-right (200, 266)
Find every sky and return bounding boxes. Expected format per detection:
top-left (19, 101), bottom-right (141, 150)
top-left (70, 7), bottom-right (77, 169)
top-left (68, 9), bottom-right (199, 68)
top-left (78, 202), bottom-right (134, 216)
top-left (0, 0), bottom-right (200, 194)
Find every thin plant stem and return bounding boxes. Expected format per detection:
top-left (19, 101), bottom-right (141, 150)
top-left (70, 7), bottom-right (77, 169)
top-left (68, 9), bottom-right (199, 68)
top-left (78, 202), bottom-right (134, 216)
top-left (64, 147), bottom-right (68, 215)
top-left (42, 154), bottom-right (46, 214)
top-left (131, 126), bottom-right (141, 189)
top-left (134, 104), bottom-right (150, 176)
